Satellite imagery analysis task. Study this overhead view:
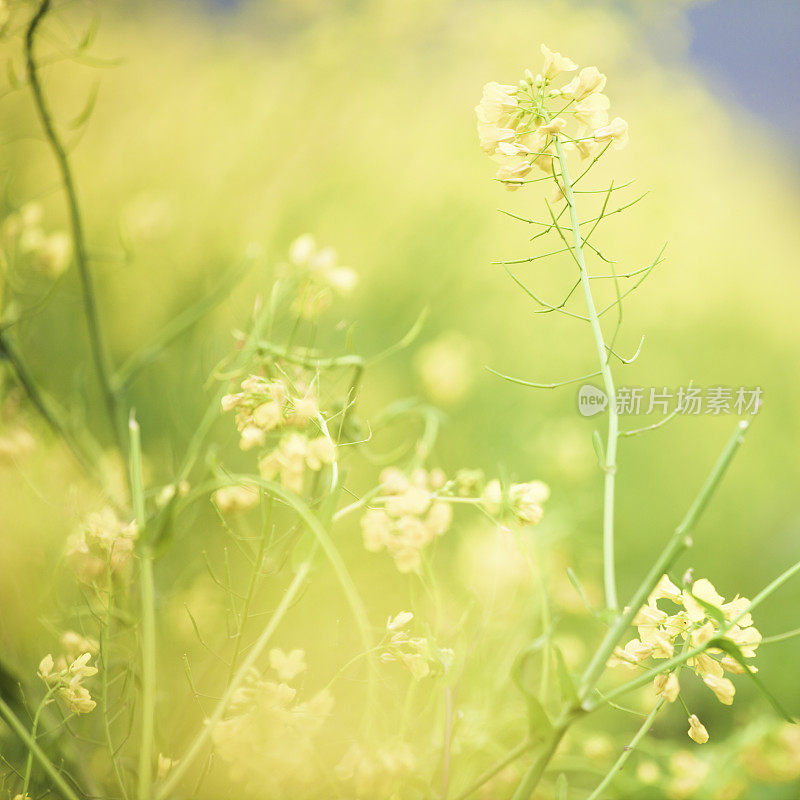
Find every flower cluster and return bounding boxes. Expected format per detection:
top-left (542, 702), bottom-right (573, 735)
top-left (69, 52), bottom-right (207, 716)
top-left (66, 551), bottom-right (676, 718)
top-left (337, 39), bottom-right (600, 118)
top-left (361, 467), bottom-right (452, 573)
top-left (480, 477), bottom-right (550, 526)
top-left (212, 483), bottom-right (260, 514)
top-left (334, 741), bottom-right (417, 799)
top-left (65, 507), bottom-right (138, 584)
top-left (1, 202), bottom-right (71, 277)
top-left (608, 574), bottom-right (761, 743)
top-left (222, 375), bottom-right (319, 450)
top-left (286, 234), bottom-right (357, 318)
top-left (379, 611), bottom-right (453, 680)
top-left (259, 432), bottom-right (335, 494)
top-left (38, 634), bottom-right (100, 715)
top-left (212, 651), bottom-right (333, 793)
top-left (222, 375), bottom-right (335, 493)
top-left (476, 44), bottom-right (628, 190)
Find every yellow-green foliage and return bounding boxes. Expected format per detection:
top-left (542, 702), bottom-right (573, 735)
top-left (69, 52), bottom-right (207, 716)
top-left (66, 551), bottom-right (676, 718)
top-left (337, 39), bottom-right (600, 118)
top-left (2, 2), bottom-right (800, 799)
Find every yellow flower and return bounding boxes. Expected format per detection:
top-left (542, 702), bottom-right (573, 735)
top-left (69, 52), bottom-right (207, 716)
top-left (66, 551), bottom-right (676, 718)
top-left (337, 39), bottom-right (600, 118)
top-left (495, 156), bottom-right (533, 189)
top-left (475, 82), bottom-right (518, 126)
top-left (654, 672), bottom-right (680, 703)
top-left (508, 482), bottom-right (546, 525)
top-left (683, 578), bottom-right (725, 623)
top-left (61, 631), bottom-right (100, 659)
top-left (561, 66), bottom-right (607, 100)
top-left (649, 574), bottom-right (683, 605)
top-left (572, 93), bottom-right (610, 129)
top-left (477, 122), bottom-right (516, 154)
top-left (361, 509), bottom-right (391, 552)
top-left (688, 714), bottom-right (709, 744)
top-left (726, 624), bottom-right (761, 658)
top-left (608, 638), bottom-right (653, 669)
top-left (540, 45), bottom-right (577, 80)
top-left (157, 754), bottom-right (177, 780)
top-left (386, 612), bottom-right (413, 632)
top-left (722, 596), bottom-right (752, 627)
top-left (269, 648), bottom-right (307, 682)
top-left (480, 479), bottom-right (503, 516)
top-left (593, 116), bottom-right (629, 149)
top-left (38, 654), bottom-right (55, 682)
top-left (703, 674), bottom-right (735, 705)
top-left (213, 484), bottom-right (259, 514)
top-left (58, 684), bottom-right (96, 715)
top-left (36, 232), bottom-right (71, 277)
top-left (424, 501), bottom-right (453, 537)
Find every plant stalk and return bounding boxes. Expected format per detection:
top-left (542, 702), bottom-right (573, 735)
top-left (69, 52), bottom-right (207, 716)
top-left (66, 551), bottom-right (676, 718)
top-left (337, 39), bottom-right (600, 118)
top-left (25, 0), bottom-right (122, 449)
top-left (552, 135), bottom-right (619, 611)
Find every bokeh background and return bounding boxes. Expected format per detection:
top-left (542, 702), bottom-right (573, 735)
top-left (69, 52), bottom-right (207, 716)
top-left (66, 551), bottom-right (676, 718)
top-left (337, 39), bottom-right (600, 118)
top-left (2, 0), bottom-right (800, 797)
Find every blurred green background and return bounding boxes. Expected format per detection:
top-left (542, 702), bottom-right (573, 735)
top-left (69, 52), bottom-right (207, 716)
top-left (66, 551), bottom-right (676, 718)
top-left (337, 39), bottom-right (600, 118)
top-left (2, 0), bottom-right (800, 796)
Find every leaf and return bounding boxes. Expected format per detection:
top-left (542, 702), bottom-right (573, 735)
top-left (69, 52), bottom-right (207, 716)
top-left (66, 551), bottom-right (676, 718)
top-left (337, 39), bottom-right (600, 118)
top-left (6, 59), bottom-right (21, 90)
top-left (555, 773), bottom-right (568, 800)
top-left (687, 592), bottom-right (726, 627)
top-left (554, 645), bottom-right (579, 708)
top-left (566, 567), bottom-right (596, 616)
top-left (511, 637), bottom-right (553, 742)
top-left (710, 637), bottom-right (795, 723)
top-left (592, 430), bottom-right (605, 468)
top-left (78, 16), bottom-right (100, 51)
top-left (70, 83), bottom-right (100, 129)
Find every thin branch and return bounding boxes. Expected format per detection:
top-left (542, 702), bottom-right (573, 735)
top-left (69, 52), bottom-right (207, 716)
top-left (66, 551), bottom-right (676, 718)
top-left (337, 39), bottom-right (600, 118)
top-left (486, 366), bottom-right (601, 389)
top-left (25, 0), bottom-right (121, 448)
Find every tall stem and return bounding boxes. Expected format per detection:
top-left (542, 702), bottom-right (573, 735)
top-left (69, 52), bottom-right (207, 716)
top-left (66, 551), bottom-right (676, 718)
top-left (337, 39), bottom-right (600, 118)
top-left (579, 419), bottom-right (750, 701)
top-left (552, 136), bottom-right (619, 611)
top-left (25, 0), bottom-right (122, 449)
top-left (585, 698), bottom-right (664, 800)
top-left (137, 548), bottom-right (156, 800)
top-left (0, 695), bottom-right (83, 800)
top-left (510, 715), bottom-right (572, 800)
top-left (155, 562), bottom-right (311, 799)
top-left (129, 415), bottom-right (155, 800)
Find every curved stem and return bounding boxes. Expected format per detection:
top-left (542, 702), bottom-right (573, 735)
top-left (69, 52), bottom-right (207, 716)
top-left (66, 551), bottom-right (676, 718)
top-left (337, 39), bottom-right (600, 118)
top-left (155, 561), bottom-right (311, 799)
top-left (511, 716), bottom-right (572, 800)
top-left (0, 695), bottom-right (83, 800)
top-left (552, 135), bottom-right (619, 611)
top-left (25, 0), bottom-right (121, 449)
top-left (22, 687), bottom-right (57, 795)
top-left (451, 740), bottom-right (533, 800)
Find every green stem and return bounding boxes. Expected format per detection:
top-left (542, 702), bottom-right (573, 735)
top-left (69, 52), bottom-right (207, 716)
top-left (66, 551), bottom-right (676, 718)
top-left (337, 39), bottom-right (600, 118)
top-left (22, 688), bottom-right (56, 795)
top-left (155, 561), bottom-right (311, 799)
top-left (227, 496), bottom-right (273, 683)
top-left (130, 415), bottom-right (155, 800)
top-left (0, 331), bottom-right (109, 495)
top-left (585, 698), bottom-right (665, 800)
top-left (511, 715), bottom-right (573, 800)
top-left (0, 695), bottom-right (83, 800)
top-left (451, 741), bottom-right (533, 800)
top-left (579, 419), bottom-right (750, 702)
top-left (552, 135), bottom-right (619, 611)
top-left (101, 584), bottom-right (129, 800)
top-left (25, 0), bottom-right (121, 449)
top-left (137, 548), bottom-right (156, 800)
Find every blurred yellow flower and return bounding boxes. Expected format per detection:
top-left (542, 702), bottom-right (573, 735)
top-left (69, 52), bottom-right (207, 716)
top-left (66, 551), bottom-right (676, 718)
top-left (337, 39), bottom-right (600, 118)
top-left (688, 714), bottom-right (709, 744)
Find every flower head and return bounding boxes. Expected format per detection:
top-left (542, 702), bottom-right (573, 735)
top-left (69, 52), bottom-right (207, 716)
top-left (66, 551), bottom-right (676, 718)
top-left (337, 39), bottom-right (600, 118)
top-left (476, 48), bottom-right (628, 190)
top-left (688, 714), bottom-right (709, 744)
